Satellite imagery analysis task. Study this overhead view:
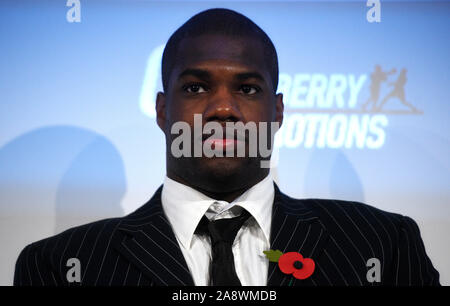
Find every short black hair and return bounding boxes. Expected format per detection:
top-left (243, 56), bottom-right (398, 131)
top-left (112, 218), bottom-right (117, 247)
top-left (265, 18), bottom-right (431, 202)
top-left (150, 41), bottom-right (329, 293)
top-left (161, 8), bottom-right (279, 93)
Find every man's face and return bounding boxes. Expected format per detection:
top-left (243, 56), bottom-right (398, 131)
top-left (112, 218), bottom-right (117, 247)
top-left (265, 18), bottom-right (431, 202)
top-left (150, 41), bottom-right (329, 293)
top-left (156, 34), bottom-right (283, 193)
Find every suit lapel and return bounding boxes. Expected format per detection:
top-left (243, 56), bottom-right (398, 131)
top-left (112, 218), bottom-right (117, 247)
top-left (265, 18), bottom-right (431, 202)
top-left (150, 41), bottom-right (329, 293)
top-left (112, 186), bottom-right (195, 286)
top-left (267, 184), bottom-right (329, 286)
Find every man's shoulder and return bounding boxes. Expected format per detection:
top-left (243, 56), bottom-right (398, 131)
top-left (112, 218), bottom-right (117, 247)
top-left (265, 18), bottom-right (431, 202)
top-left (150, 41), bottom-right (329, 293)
top-left (278, 190), bottom-right (415, 234)
top-left (16, 217), bottom-right (124, 278)
top-left (305, 197), bottom-right (404, 222)
top-left (28, 217), bottom-right (122, 252)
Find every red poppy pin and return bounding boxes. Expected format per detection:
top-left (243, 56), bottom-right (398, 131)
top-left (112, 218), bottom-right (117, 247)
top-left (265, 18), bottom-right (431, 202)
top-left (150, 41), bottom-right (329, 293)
top-left (263, 249), bottom-right (315, 280)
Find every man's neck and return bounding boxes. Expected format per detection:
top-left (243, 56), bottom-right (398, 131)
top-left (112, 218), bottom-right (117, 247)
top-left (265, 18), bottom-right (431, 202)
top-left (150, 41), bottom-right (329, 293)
top-left (166, 171), bottom-right (269, 203)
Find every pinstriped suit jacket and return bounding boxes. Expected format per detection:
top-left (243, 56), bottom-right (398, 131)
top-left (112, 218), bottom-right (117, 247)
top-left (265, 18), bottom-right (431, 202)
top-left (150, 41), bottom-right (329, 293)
top-left (14, 183), bottom-right (440, 286)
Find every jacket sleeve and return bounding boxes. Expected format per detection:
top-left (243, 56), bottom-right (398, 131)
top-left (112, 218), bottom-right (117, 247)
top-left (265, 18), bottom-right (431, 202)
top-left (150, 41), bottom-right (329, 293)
top-left (393, 216), bottom-right (440, 285)
top-left (14, 243), bottom-right (62, 286)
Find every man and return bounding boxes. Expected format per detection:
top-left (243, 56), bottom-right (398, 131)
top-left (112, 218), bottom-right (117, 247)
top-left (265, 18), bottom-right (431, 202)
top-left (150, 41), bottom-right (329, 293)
top-left (14, 8), bottom-right (439, 286)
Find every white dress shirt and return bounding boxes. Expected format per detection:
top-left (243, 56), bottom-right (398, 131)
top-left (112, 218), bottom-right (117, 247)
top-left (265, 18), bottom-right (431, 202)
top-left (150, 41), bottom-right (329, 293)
top-left (161, 174), bottom-right (274, 286)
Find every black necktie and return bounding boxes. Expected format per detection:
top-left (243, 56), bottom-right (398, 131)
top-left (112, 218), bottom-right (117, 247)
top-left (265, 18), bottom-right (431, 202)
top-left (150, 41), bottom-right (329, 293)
top-left (195, 209), bottom-right (251, 286)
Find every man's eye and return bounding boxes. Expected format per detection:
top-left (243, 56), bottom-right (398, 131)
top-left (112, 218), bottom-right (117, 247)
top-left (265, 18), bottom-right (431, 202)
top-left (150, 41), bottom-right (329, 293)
top-left (240, 85), bottom-right (260, 95)
top-left (184, 84), bottom-right (207, 93)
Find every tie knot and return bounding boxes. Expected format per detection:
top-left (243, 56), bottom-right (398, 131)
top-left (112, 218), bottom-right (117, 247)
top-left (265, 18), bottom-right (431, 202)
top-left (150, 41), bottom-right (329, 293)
top-left (196, 210), bottom-right (250, 245)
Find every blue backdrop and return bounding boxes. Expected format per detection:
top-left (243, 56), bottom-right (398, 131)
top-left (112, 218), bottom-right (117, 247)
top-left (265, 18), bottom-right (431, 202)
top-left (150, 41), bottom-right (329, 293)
top-left (0, 0), bottom-right (449, 285)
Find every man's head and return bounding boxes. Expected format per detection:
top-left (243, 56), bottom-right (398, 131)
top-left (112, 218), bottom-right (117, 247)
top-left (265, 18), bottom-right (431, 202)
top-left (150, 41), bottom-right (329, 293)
top-left (156, 8), bottom-right (284, 197)
top-left (161, 8), bottom-right (279, 94)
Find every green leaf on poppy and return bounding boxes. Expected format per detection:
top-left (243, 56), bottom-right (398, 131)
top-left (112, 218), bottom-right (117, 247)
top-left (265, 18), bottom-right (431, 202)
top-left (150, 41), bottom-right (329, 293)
top-left (263, 249), bottom-right (283, 262)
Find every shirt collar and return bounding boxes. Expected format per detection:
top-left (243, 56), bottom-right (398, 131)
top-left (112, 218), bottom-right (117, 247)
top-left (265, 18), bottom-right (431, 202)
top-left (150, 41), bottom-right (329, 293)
top-left (161, 174), bottom-right (274, 250)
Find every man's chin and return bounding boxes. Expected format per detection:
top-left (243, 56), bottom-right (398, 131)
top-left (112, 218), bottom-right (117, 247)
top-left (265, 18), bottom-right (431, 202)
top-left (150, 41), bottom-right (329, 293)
top-left (200, 156), bottom-right (247, 179)
top-left (197, 156), bottom-right (267, 187)
top-left (168, 155), bottom-right (268, 195)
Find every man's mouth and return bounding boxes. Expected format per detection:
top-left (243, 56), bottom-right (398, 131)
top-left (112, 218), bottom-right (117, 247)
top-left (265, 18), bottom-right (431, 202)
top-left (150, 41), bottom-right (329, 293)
top-left (201, 133), bottom-right (247, 151)
top-left (202, 138), bottom-right (239, 150)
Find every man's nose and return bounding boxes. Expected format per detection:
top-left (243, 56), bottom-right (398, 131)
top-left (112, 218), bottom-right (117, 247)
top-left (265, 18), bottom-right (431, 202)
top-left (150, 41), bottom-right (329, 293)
top-left (203, 87), bottom-right (243, 123)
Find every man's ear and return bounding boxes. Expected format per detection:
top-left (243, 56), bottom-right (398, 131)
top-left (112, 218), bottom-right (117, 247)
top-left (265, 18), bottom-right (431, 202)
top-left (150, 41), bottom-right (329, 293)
top-left (275, 93), bottom-right (284, 129)
top-left (156, 92), bottom-right (166, 132)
